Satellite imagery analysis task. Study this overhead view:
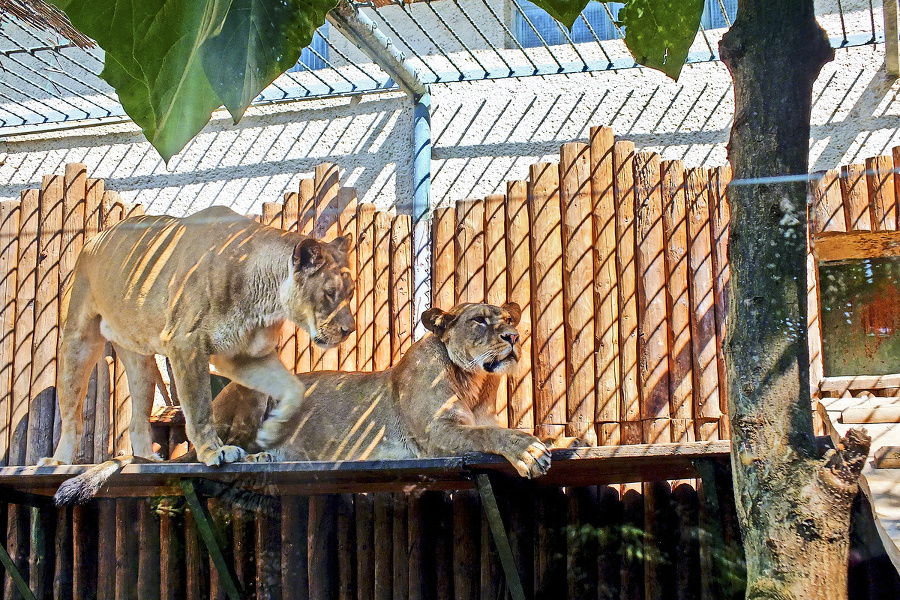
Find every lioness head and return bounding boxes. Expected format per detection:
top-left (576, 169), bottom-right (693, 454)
top-left (422, 302), bottom-right (522, 374)
top-left (287, 235), bottom-right (356, 348)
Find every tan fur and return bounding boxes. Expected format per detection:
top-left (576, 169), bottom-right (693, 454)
top-left (221, 302), bottom-right (551, 478)
top-left (41, 206), bottom-right (355, 467)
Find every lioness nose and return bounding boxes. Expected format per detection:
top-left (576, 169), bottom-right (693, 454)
top-left (502, 332), bottom-right (519, 346)
top-left (341, 323), bottom-right (356, 336)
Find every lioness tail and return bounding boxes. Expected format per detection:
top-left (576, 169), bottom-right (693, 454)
top-left (55, 456), bottom-right (141, 506)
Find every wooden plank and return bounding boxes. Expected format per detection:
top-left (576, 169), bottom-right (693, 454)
top-left (452, 490), bottom-right (479, 600)
top-left (866, 155), bottom-right (898, 231)
top-left (93, 345), bottom-right (114, 463)
top-left (355, 494), bottom-right (374, 600)
top-left (115, 499), bottom-right (140, 600)
top-left (596, 486), bottom-right (622, 597)
top-left (590, 126), bottom-right (620, 444)
top-left (434, 492), bottom-right (454, 600)
top-left (634, 152), bottom-right (671, 443)
top-left (709, 166), bottom-right (731, 440)
top-left (686, 169), bottom-right (722, 440)
top-left (390, 215), bottom-right (413, 364)
top-left (337, 189), bottom-right (359, 372)
top-left (158, 500), bottom-right (184, 600)
top-left (72, 504), bottom-right (98, 600)
top-left (262, 202), bottom-right (295, 376)
top-left (312, 165), bottom-right (342, 372)
top-left (534, 486), bottom-right (566, 599)
top-left (137, 499), bottom-right (161, 600)
top-left (484, 194), bottom-right (509, 427)
top-left (281, 496), bottom-right (310, 600)
top-left (407, 493), bottom-right (426, 600)
top-left (841, 405), bottom-right (900, 424)
top-left (432, 207), bottom-right (456, 311)
top-left (812, 229), bottom-right (900, 262)
top-left (505, 181), bottom-right (534, 432)
top-left (613, 142), bottom-right (641, 445)
top-left (392, 493), bottom-right (408, 600)
top-left (454, 199), bottom-right (485, 304)
top-left (528, 163), bottom-right (567, 440)
top-left (184, 504), bottom-right (210, 600)
top-left (337, 494), bottom-right (355, 600)
top-left (309, 495), bottom-right (338, 600)
top-left (661, 160), bottom-right (694, 441)
top-left (373, 212), bottom-right (392, 372)
top-left (644, 481), bottom-right (676, 600)
top-left (373, 493), bottom-right (392, 600)
top-left (296, 179), bottom-right (316, 373)
top-left (80, 180), bottom-right (103, 464)
top-left (810, 169), bottom-right (845, 235)
top-left (97, 500), bottom-right (117, 600)
top-left (281, 191), bottom-right (300, 375)
top-left (559, 142), bottom-right (597, 443)
top-left (54, 507), bottom-right (73, 600)
top-left (232, 507), bottom-right (254, 600)
top-left (567, 486), bottom-right (599, 599)
top-left (841, 163), bottom-right (871, 231)
top-left (873, 446), bottom-right (900, 468)
top-left (255, 510), bottom-right (281, 600)
top-left (28, 175), bottom-right (64, 464)
top-left (820, 373), bottom-right (900, 392)
top-left (356, 204), bottom-right (377, 372)
top-left (0, 201), bottom-right (19, 466)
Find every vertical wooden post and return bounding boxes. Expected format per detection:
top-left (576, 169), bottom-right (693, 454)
top-left (392, 494), bottom-right (408, 600)
top-left (810, 169), bottom-right (845, 234)
top-left (634, 153), bottom-right (671, 444)
top-left (281, 496), bottom-right (309, 600)
top-left (313, 163), bottom-right (342, 371)
top-left (81, 179), bottom-right (104, 463)
top-left (72, 504), bottom-right (98, 600)
top-left (255, 510), bottom-right (281, 600)
top-left (613, 142), bottom-right (642, 445)
top-left (840, 163), bottom-right (871, 231)
top-left (54, 507), bottom-right (73, 600)
top-left (661, 160), bottom-right (694, 442)
top-left (337, 494), bottom-right (356, 600)
top-left (115, 499), bottom-right (140, 600)
top-left (709, 166), bottom-right (731, 438)
top-left (355, 494), bottom-right (374, 600)
top-left (590, 127), bottom-right (621, 446)
top-left (560, 142), bottom-right (597, 443)
top-left (356, 204), bottom-right (377, 372)
top-left (528, 163), bottom-right (567, 440)
top-left (283, 192), bottom-right (301, 374)
top-left (454, 199), bottom-right (485, 304)
top-left (686, 169), bottom-right (721, 441)
top-left (373, 493), bottom-right (392, 600)
top-left (308, 495), bottom-right (338, 600)
top-left (432, 207), bottom-right (456, 311)
top-left (97, 499), bottom-right (117, 600)
top-left (390, 215), bottom-right (413, 364)
top-left (28, 174), bottom-right (64, 464)
top-left (484, 194), bottom-right (509, 427)
top-left (865, 155), bottom-right (897, 231)
top-left (297, 179), bottom-right (316, 373)
top-left (505, 181), bottom-right (534, 432)
top-left (0, 201), bottom-right (19, 465)
top-left (373, 212), bottom-right (392, 372)
top-left (452, 490), bottom-right (479, 600)
top-left (137, 500), bottom-right (161, 600)
top-left (338, 189), bottom-right (359, 372)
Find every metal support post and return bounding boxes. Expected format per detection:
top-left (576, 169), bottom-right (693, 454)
top-left (473, 472), bottom-right (527, 600)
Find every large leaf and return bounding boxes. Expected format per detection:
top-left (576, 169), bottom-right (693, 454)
top-left (202, 0), bottom-right (338, 123)
top-left (51, 0), bottom-right (233, 162)
top-left (527, 0), bottom-right (591, 30)
top-left (618, 0), bottom-right (705, 79)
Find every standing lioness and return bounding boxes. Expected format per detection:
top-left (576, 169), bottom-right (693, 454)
top-left (41, 206), bottom-right (355, 467)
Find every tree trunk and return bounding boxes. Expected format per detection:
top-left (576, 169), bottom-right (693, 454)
top-left (719, 2), bottom-right (871, 599)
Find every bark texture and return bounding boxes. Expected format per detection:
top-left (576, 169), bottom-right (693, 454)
top-left (719, 2), bottom-right (871, 598)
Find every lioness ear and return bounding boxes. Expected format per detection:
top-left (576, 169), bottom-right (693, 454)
top-left (293, 238), bottom-right (325, 273)
top-left (329, 234), bottom-right (352, 254)
top-left (422, 307), bottom-right (451, 335)
top-left (502, 302), bottom-right (522, 325)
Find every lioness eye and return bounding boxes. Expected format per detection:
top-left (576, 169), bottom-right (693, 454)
top-left (326, 288), bottom-right (338, 302)
top-left (472, 316), bottom-right (488, 326)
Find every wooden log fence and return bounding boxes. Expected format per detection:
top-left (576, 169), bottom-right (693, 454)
top-left (5, 128), bottom-right (900, 600)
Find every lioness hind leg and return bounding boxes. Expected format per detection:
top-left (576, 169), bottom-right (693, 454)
top-left (169, 349), bottom-right (245, 467)
top-left (115, 346), bottom-right (161, 459)
top-left (42, 311), bottom-right (105, 466)
top-left (210, 352), bottom-right (307, 450)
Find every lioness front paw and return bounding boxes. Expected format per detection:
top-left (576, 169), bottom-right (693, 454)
top-left (199, 445), bottom-right (247, 467)
top-left (244, 451), bottom-right (279, 463)
top-left (37, 457), bottom-right (65, 467)
top-left (499, 431), bottom-right (551, 479)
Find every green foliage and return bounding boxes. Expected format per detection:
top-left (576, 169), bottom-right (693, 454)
top-left (619, 0), bottom-right (706, 79)
top-left (50, 0), bottom-right (704, 161)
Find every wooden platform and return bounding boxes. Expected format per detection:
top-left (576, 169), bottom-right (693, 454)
top-left (0, 441), bottom-right (731, 498)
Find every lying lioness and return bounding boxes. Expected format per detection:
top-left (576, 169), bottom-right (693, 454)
top-left (54, 302), bottom-right (550, 505)
top-left (42, 206), bottom-right (355, 468)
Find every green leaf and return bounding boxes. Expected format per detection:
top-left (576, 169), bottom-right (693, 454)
top-left (526, 0), bottom-right (591, 30)
top-left (202, 0), bottom-right (339, 124)
top-left (51, 0), bottom-right (233, 162)
top-left (618, 0), bottom-right (705, 79)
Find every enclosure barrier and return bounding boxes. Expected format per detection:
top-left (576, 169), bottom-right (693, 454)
top-left (4, 127), bottom-right (900, 599)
